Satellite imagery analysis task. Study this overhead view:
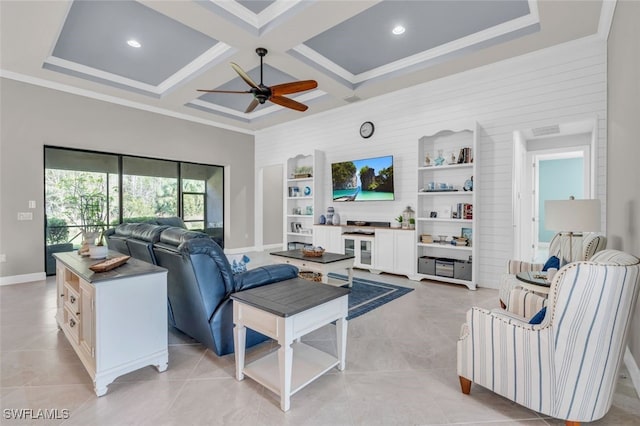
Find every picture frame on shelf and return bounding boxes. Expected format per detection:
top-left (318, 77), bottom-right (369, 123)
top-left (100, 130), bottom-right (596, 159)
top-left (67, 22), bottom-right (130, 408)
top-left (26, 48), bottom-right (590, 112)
top-left (461, 227), bottom-right (472, 246)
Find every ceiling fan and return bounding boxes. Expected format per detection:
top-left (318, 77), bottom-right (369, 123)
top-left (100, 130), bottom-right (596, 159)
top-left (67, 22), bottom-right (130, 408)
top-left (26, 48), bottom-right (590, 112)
top-left (198, 47), bottom-right (318, 113)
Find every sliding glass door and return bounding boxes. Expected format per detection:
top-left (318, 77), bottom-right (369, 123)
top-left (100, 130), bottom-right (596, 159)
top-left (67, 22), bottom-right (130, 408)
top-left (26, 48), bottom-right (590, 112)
top-left (44, 147), bottom-right (224, 274)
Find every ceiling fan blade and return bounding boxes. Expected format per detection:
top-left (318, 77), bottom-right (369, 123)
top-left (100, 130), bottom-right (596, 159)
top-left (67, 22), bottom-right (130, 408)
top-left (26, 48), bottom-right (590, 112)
top-left (245, 98), bottom-right (259, 113)
top-left (230, 62), bottom-right (259, 89)
top-left (270, 80), bottom-right (318, 96)
top-left (197, 89), bottom-right (251, 94)
top-left (270, 95), bottom-right (308, 112)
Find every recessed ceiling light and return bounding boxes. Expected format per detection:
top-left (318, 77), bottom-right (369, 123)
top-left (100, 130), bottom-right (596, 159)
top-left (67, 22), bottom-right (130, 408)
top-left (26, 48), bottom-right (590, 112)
top-left (127, 39), bottom-right (141, 48)
top-left (392, 25), bottom-right (405, 36)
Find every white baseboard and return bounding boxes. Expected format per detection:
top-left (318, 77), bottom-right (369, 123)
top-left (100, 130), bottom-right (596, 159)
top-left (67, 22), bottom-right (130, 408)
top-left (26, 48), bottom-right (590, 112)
top-left (224, 246), bottom-right (256, 255)
top-left (0, 272), bottom-right (47, 286)
top-left (224, 243), bottom-right (284, 254)
top-left (624, 346), bottom-right (640, 399)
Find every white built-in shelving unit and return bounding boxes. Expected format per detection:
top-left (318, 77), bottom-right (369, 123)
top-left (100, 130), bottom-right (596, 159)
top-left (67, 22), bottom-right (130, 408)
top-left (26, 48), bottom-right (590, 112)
top-left (283, 150), bottom-right (324, 250)
top-left (416, 124), bottom-right (478, 289)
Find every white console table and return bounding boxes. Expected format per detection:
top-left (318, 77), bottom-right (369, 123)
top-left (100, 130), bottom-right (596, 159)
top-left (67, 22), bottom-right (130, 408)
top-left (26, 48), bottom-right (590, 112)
top-left (54, 251), bottom-right (168, 396)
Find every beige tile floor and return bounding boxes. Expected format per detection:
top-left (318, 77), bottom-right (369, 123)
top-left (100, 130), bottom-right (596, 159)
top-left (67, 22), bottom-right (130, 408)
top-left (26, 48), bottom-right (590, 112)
top-left (1, 253), bottom-right (639, 425)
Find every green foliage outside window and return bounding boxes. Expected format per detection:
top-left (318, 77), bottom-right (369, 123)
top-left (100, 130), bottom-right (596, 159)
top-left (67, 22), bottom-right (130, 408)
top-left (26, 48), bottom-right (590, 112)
top-left (46, 217), bottom-right (69, 245)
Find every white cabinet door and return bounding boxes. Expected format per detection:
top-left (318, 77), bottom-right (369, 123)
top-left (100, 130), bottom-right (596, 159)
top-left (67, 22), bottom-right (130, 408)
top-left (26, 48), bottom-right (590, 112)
top-left (394, 230), bottom-right (416, 275)
top-left (343, 235), bottom-right (374, 269)
top-left (374, 229), bottom-right (395, 272)
top-left (375, 229), bottom-right (415, 275)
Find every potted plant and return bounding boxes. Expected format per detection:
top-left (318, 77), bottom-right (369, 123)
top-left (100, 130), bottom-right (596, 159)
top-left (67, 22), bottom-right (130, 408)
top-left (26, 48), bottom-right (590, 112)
top-left (409, 218), bottom-right (416, 229)
top-left (393, 215), bottom-right (403, 228)
top-left (45, 217), bottom-right (73, 275)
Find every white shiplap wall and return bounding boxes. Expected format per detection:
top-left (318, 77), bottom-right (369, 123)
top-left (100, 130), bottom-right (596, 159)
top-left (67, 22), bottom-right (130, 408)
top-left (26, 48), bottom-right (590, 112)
top-left (255, 37), bottom-right (607, 289)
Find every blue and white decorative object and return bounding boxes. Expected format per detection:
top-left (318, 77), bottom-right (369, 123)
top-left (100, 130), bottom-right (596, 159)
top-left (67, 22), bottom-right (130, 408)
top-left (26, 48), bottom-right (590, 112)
top-left (304, 186), bottom-right (311, 196)
top-left (326, 207), bottom-right (335, 225)
top-left (319, 214), bottom-right (326, 224)
top-left (227, 254), bottom-right (250, 274)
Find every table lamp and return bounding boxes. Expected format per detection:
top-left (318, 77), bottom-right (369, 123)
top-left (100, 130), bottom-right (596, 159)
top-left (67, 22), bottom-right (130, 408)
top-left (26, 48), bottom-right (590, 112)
top-left (545, 198), bottom-right (601, 265)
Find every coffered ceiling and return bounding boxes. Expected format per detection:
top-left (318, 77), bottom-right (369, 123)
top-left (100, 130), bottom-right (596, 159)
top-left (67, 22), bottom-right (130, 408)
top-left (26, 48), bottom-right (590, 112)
top-left (0, 1), bottom-right (608, 132)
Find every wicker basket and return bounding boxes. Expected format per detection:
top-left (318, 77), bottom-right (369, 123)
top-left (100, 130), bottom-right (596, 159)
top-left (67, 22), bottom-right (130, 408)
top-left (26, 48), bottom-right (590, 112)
top-left (299, 271), bottom-right (322, 282)
top-left (301, 248), bottom-right (325, 257)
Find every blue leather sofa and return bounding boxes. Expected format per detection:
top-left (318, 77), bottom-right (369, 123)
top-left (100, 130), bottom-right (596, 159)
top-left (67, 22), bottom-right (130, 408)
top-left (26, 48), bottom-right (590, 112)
top-left (107, 223), bottom-right (298, 356)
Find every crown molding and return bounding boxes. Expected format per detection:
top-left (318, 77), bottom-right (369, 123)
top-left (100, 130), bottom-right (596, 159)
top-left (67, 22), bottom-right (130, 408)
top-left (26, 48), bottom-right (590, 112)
top-left (0, 69), bottom-right (254, 135)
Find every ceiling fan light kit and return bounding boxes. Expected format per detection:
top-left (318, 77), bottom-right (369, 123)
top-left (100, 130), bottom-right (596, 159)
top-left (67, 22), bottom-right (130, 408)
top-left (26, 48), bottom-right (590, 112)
top-left (198, 47), bottom-right (318, 113)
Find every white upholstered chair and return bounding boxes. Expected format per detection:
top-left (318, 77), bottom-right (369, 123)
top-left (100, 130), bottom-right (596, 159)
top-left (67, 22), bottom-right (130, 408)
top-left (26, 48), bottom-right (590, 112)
top-left (499, 232), bottom-right (607, 316)
top-left (458, 250), bottom-right (640, 426)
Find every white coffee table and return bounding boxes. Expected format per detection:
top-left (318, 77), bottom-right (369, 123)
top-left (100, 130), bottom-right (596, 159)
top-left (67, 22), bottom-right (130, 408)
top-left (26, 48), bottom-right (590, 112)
top-left (270, 249), bottom-right (355, 287)
top-left (231, 278), bottom-right (350, 411)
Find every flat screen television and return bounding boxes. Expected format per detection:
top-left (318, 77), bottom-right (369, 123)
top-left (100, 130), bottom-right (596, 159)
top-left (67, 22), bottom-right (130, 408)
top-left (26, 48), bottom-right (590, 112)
top-left (331, 155), bottom-right (394, 201)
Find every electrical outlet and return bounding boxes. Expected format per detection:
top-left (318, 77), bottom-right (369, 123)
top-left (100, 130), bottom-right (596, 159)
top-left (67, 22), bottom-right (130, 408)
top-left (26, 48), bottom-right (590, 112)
top-left (17, 212), bottom-right (33, 221)
top-left (0, 254), bottom-right (6, 263)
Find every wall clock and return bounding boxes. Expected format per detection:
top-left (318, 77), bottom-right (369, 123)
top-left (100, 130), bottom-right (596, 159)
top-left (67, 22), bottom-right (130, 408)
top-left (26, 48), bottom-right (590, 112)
top-left (359, 121), bottom-right (375, 139)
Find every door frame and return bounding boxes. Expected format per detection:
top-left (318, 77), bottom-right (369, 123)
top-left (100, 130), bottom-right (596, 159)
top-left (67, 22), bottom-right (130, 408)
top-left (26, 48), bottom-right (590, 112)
top-left (512, 117), bottom-right (598, 262)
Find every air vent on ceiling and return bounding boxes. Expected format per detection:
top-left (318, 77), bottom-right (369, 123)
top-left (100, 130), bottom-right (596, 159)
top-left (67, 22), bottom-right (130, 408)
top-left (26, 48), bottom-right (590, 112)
top-left (343, 95), bottom-right (361, 103)
top-left (531, 124), bottom-right (560, 137)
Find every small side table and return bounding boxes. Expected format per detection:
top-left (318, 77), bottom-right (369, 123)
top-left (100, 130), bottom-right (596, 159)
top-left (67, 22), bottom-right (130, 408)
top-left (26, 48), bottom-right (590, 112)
top-left (515, 271), bottom-right (551, 295)
top-left (231, 278), bottom-right (350, 411)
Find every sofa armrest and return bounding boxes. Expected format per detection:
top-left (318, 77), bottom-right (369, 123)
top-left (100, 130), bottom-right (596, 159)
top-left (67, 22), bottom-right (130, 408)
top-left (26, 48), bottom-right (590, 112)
top-left (233, 264), bottom-right (299, 291)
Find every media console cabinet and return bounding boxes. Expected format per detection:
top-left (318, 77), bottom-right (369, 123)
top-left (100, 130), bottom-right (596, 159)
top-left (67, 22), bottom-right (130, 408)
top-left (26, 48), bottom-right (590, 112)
top-left (54, 251), bottom-right (168, 396)
top-left (313, 225), bottom-right (417, 279)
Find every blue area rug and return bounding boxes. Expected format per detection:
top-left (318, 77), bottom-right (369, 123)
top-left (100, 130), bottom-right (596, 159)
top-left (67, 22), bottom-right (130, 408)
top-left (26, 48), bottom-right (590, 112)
top-left (327, 273), bottom-right (414, 320)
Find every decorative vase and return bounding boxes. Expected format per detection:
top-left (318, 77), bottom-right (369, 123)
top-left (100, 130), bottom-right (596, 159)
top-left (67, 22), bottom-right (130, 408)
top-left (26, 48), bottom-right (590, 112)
top-left (319, 214), bottom-right (326, 225)
top-left (326, 207), bottom-right (335, 225)
top-left (89, 245), bottom-right (108, 259)
top-left (79, 231), bottom-right (100, 256)
top-left (332, 212), bottom-right (341, 226)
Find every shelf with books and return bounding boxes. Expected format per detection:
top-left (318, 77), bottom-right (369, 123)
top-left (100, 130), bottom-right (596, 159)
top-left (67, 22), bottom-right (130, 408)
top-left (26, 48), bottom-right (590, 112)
top-left (416, 124), bottom-right (478, 289)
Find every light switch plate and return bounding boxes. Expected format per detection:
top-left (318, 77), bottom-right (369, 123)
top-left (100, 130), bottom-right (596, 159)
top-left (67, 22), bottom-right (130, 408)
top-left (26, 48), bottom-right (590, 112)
top-left (17, 212), bottom-right (33, 221)
top-left (28, 200), bottom-right (36, 209)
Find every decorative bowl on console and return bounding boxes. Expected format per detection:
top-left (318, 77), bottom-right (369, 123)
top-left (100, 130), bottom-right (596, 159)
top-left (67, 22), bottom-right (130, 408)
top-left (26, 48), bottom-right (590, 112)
top-left (302, 247), bottom-right (325, 257)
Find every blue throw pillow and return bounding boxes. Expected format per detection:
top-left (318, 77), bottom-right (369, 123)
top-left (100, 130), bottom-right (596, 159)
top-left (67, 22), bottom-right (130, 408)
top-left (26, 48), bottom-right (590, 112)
top-left (542, 256), bottom-right (560, 271)
top-left (529, 306), bottom-right (547, 324)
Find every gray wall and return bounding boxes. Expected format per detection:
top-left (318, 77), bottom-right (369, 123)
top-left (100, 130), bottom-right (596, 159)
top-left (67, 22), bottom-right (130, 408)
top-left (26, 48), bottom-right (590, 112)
top-left (607, 1), bottom-right (640, 369)
top-left (261, 164), bottom-right (283, 246)
top-left (0, 78), bottom-right (255, 278)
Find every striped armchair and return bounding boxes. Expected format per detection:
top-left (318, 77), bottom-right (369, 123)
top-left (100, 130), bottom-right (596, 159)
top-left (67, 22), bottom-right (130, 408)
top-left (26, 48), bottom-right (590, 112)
top-left (499, 232), bottom-right (606, 316)
top-left (458, 250), bottom-right (640, 426)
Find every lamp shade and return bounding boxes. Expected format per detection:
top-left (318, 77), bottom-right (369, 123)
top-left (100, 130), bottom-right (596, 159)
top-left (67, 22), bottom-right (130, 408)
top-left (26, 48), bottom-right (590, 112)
top-left (545, 199), bottom-right (601, 232)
